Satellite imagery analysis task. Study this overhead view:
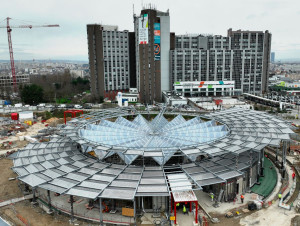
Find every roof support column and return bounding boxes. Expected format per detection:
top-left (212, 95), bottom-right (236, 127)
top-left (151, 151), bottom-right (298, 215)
top-left (257, 150), bottom-right (261, 183)
top-left (70, 195), bottom-right (74, 223)
top-left (31, 187), bottom-right (37, 204)
top-left (224, 181), bottom-right (228, 202)
top-left (249, 150), bottom-right (253, 187)
top-left (276, 147), bottom-right (279, 162)
top-left (170, 194), bottom-right (173, 213)
top-left (133, 198), bottom-right (136, 226)
top-left (282, 140), bottom-right (287, 179)
top-left (174, 202), bottom-right (177, 225)
top-left (165, 196), bottom-right (169, 217)
top-left (261, 149), bottom-right (265, 177)
top-left (47, 190), bottom-right (52, 214)
top-left (195, 201), bottom-right (198, 224)
top-left (99, 198), bottom-right (103, 226)
top-left (235, 155), bottom-right (239, 170)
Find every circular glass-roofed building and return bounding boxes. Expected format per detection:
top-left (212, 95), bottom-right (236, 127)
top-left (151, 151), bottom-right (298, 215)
top-left (12, 107), bottom-right (294, 225)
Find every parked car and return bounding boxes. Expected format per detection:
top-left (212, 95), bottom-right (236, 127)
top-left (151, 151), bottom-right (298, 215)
top-left (66, 104), bottom-right (74, 109)
top-left (38, 103), bottom-right (46, 107)
top-left (14, 103), bottom-right (22, 108)
top-left (58, 104), bottom-right (66, 108)
top-left (74, 104), bottom-right (82, 109)
top-left (84, 105), bottom-right (92, 109)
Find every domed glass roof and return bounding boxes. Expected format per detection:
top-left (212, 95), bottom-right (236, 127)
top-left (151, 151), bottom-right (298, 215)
top-left (79, 114), bottom-right (228, 150)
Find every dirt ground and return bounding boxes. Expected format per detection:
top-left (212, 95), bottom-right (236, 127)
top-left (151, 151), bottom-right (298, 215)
top-left (0, 158), bottom-right (23, 201)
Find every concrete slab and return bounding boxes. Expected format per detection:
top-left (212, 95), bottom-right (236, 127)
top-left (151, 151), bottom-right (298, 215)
top-left (195, 190), bottom-right (256, 214)
top-left (176, 212), bottom-right (195, 226)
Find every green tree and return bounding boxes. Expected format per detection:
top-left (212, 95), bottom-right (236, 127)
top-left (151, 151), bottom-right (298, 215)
top-left (21, 84), bottom-right (44, 105)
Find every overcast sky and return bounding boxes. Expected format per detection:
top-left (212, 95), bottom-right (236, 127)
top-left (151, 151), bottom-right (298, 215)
top-left (0, 0), bottom-right (299, 61)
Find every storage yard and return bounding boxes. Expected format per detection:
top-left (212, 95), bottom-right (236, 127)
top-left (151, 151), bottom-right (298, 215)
top-left (0, 107), bottom-right (300, 226)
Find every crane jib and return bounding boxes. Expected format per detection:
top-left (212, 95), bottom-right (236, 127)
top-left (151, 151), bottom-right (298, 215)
top-left (0, 17), bottom-right (59, 92)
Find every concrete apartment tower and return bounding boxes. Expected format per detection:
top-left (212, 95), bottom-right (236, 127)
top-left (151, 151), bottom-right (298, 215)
top-left (171, 29), bottom-right (272, 95)
top-left (87, 24), bottom-right (134, 100)
top-left (134, 7), bottom-right (171, 104)
top-left (227, 29), bottom-right (272, 94)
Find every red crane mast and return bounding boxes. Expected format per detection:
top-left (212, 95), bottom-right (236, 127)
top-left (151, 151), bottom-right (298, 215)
top-left (0, 17), bottom-right (59, 92)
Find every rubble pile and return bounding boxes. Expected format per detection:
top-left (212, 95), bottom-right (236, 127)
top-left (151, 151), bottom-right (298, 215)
top-left (44, 117), bottom-right (70, 127)
top-left (45, 117), bottom-right (59, 123)
top-left (0, 140), bottom-right (18, 150)
top-left (0, 123), bottom-right (26, 140)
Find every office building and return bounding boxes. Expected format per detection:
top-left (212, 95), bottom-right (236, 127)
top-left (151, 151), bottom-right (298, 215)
top-left (87, 24), bottom-right (133, 100)
top-left (134, 8), bottom-right (171, 104)
top-left (271, 52), bottom-right (275, 63)
top-left (170, 29), bottom-right (272, 95)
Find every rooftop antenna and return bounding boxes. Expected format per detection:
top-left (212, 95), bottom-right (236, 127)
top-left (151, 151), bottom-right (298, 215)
top-left (133, 4), bottom-right (135, 22)
top-left (133, 4), bottom-right (135, 16)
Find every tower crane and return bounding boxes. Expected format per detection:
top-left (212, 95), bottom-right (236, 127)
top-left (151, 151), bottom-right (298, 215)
top-left (0, 17), bottom-right (59, 92)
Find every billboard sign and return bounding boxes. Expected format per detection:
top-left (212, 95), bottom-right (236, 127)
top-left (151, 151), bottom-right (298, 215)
top-left (154, 23), bottom-right (160, 61)
top-left (139, 14), bottom-right (148, 44)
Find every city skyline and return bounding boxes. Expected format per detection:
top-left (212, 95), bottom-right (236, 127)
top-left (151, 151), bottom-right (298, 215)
top-left (0, 0), bottom-right (299, 61)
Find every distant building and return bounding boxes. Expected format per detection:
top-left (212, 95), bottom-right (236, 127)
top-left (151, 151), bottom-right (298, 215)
top-left (0, 73), bottom-right (29, 90)
top-left (70, 70), bottom-right (85, 78)
top-left (134, 8), bottom-right (172, 104)
top-left (87, 24), bottom-right (134, 100)
top-left (171, 29), bottom-right (272, 95)
top-left (271, 52), bottom-right (275, 63)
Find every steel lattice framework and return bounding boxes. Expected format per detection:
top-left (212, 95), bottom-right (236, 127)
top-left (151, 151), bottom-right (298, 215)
top-left (12, 107), bottom-right (294, 201)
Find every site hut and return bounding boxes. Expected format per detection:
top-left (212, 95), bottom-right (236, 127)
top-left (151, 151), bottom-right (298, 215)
top-left (11, 107), bottom-right (294, 225)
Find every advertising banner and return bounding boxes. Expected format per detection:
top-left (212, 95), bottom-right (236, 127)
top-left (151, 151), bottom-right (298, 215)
top-left (139, 14), bottom-right (148, 44)
top-left (154, 23), bottom-right (160, 61)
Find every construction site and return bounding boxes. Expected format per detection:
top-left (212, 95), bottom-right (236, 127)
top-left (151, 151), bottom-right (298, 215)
top-left (0, 107), bottom-right (300, 226)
